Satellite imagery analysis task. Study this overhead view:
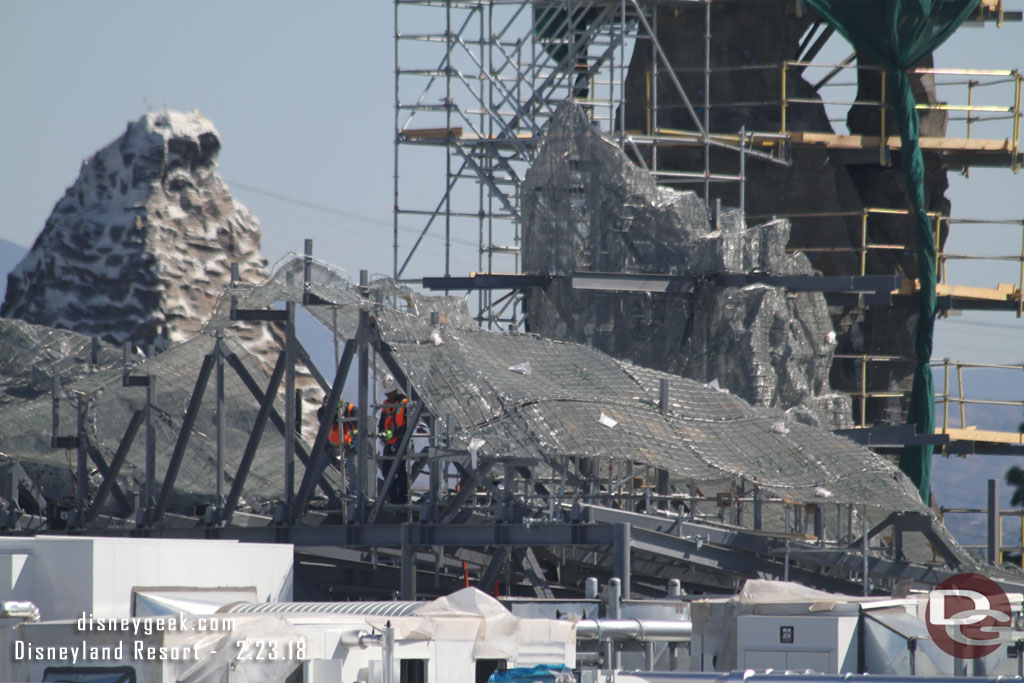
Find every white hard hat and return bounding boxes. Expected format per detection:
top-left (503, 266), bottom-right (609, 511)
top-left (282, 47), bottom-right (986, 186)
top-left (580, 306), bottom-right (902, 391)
top-left (381, 374), bottom-right (399, 395)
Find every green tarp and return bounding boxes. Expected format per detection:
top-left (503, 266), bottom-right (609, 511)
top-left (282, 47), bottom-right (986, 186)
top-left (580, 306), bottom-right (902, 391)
top-left (803, 0), bottom-right (979, 501)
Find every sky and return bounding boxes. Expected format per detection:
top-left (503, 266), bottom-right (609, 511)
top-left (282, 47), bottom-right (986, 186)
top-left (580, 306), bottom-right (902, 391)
top-left (2, 1), bottom-right (1022, 542)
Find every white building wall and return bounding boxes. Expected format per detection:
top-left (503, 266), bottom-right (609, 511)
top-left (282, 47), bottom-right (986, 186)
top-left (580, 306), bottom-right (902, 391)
top-left (0, 536), bottom-right (292, 620)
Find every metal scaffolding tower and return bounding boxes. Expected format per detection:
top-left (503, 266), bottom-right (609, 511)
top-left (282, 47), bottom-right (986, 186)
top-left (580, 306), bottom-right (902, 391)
top-left (393, 0), bottom-right (775, 328)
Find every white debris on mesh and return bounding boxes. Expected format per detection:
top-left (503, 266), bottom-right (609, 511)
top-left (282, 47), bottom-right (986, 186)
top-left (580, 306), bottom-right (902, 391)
top-left (825, 331), bottom-right (837, 345)
top-left (598, 413), bottom-right (618, 429)
top-left (705, 378), bottom-right (729, 394)
top-left (770, 421), bottom-right (790, 435)
top-left (468, 438), bottom-right (485, 469)
top-left (430, 328), bottom-right (443, 346)
top-left (508, 361), bottom-right (532, 375)
top-left (815, 487), bottom-right (834, 498)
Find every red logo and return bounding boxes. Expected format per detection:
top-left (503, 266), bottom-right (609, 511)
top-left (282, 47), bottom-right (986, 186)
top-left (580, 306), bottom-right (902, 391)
top-left (925, 573), bottom-right (1011, 659)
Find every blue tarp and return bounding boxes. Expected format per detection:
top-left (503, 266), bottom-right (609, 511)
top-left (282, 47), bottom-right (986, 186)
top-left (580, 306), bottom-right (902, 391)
top-left (489, 664), bottom-right (572, 682)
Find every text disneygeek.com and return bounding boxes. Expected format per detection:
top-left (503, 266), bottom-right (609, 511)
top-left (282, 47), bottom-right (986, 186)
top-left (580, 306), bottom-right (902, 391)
top-left (12, 612), bottom-right (306, 663)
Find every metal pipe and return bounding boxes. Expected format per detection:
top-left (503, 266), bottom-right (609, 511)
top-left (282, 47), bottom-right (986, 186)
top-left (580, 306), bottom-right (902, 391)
top-left (142, 374), bottom-right (156, 527)
top-left (988, 478), bottom-right (999, 564)
top-left (215, 330), bottom-right (225, 516)
top-left (879, 70), bottom-right (887, 165)
top-left (284, 271), bottom-right (296, 510)
top-left (862, 510), bottom-right (870, 596)
top-left (703, 0), bottom-right (711, 205)
top-left (383, 622), bottom-right (396, 683)
top-left (608, 578), bottom-right (622, 619)
top-left (957, 363), bottom-right (966, 428)
top-left (739, 125), bottom-right (746, 214)
top-left (75, 395), bottom-right (88, 527)
top-left (575, 619), bottom-right (693, 642)
top-left (357, 270), bottom-right (370, 521)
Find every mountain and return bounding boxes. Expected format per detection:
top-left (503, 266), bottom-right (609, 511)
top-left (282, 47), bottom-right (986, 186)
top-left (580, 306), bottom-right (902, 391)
top-left (0, 111), bottom-right (270, 352)
top-left (0, 239), bottom-right (28, 304)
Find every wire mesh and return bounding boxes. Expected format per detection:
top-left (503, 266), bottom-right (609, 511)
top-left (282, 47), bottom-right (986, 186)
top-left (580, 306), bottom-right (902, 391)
top-left (0, 318), bottom-right (342, 515)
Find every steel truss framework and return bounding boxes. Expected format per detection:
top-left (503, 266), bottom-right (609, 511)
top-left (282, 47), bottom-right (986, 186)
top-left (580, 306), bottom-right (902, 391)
top-left (22, 247), bottom-right (1024, 603)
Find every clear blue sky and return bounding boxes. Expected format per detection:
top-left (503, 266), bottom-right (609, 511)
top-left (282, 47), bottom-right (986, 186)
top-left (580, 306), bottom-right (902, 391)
top-left (1, 2), bottom-right (1021, 360)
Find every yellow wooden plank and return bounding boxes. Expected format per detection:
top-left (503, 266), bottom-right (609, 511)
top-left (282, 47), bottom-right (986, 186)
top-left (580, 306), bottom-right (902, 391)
top-left (941, 427), bottom-right (1024, 445)
top-left (789, 131), bottom-right (1012, 153)
top-left (895, 280), bottom-right (1021, 301)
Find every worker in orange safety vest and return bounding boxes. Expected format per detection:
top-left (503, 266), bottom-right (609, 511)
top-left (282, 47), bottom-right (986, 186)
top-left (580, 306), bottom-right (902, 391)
top-left (318, 395), bottom-right (358, 486)
top-left (378, 374), bottom-right (409, 504)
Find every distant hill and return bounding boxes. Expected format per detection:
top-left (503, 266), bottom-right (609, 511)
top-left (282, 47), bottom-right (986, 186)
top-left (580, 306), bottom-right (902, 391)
top-left (0, 238), bottom-right (29, 303)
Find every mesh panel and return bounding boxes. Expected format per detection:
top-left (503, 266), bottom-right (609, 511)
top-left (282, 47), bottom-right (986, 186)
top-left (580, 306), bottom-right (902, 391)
top-left (205, 257), bottom-right (926, 513)
top-left (0, 319), bottom-right (341, 514)
top-left (0, 258), bottom-right (926, 519)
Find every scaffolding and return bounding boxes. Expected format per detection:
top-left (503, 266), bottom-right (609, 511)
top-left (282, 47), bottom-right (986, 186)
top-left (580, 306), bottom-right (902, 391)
top-left (394, 0), bottom-right (1022, 458)
top-left (393, 0), bottom-right (782, 328)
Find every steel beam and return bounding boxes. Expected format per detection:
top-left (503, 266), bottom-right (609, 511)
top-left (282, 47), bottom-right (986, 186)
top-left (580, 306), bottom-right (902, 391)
top-left (518, 547), bottom-right (554, 599)
top-left (290, 337), bottom-right (358, 524)
top-left (478, 547), bottom-right (513, 592)
top-left (421, 274), bottom-right (551, 291)
top-left (74, 398), bottom-right (88, 527)
top-left (401, 523), bottom-right (416, 599)
top-left (152, 354), bottom-right (216, 524)
top-left (86, 447), bottom-right (131, 516)
top-left (285, 275), bottom-right (296, 510)
top-left (142, 375), bottom-right (156, 526)
top-left (368, 401), bottom-right (425, 524)
top-left (224, 352), bottom-right (286, 521)
top-left (614, 523), bottom-right (631, 599)
top-left (226, 353), bottom-right (339, 503)
top-left (86, 522), bottom-right (617, 549)
top-left (439, 460), bottom-right (497, 523)
top-left (357, 271), bottom-right (369, 520)
top-left (87, 410), bottom-right (143, 523)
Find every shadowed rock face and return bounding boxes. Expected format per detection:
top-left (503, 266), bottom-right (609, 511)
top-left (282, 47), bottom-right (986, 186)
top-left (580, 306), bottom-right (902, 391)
top-left (1, 111), bottom-right (274, 354)
top-left (523, 106), bottom-right (851, 429)
top-left (620, 5), bottom-right (950, 426)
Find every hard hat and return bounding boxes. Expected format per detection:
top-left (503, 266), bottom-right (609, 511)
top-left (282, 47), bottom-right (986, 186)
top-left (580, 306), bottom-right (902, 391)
top-left (381, 374), bottom-right (400, 395)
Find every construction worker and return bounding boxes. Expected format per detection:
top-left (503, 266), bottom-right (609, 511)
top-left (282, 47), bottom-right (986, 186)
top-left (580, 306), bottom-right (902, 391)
top-left (318, 395), bottom-right (358, 488)
top-left (378, 374), bottom-right (409, 504)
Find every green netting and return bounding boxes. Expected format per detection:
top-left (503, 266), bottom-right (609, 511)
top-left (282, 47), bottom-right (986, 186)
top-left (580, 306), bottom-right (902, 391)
top-left (804, 0), bottom-right (979, 501)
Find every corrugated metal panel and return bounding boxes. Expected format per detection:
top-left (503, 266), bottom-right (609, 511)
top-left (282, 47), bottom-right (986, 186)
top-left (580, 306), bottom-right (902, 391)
top-left (226, 601), bottom-right (422, 617)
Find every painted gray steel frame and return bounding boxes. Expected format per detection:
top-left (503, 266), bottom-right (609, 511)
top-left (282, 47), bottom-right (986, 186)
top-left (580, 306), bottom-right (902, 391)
top-left (224, 352), bottom-right (286, 522)
top-left (86, 411), bottom-right (143, 522)
top-left (290, 336), bottom-right (358, 524)
top-left (152, 353), bottom-right (216, 524)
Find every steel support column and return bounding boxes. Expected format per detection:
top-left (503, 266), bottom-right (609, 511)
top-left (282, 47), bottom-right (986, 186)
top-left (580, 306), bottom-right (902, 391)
top-left (614, 522), bottom-right (631, 600)
top-left (401, 523), bottom-right (416, 599)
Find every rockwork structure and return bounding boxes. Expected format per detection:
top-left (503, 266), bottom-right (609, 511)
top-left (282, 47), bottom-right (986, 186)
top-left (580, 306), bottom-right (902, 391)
top-left (522, 105), bottom-right (851, 428)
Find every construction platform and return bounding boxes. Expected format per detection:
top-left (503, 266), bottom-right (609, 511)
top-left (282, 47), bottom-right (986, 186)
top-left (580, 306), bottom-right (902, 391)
top-left (399, 127), bottom-right (1024, 171)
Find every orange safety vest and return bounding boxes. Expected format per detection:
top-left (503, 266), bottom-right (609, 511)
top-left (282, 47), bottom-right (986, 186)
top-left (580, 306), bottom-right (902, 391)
top-left (341, 402), bottom-right (356, 447)
top-left (381, 397), bottom-right (408, 445)
top-left (328, 403), bottom-right (357, 448)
